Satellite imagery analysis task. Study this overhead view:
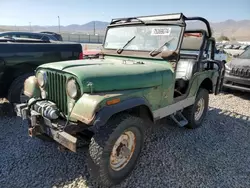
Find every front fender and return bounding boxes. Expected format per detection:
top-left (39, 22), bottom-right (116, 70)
top-left (70, 92), bottom-right (124, 123)
top-left (93, 97), bottom-right (153, 127)
top-left (69, 94), bottom-right (153, 127)
top-left (24, 76), bottom-right (41, 98)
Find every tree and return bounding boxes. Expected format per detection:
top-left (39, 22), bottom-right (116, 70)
top-left (231, 37), bottom-right (236, 41)
top-left (217, 35), bottom-right (230, 41)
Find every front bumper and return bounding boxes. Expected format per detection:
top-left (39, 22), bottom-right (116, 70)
top-left (16, 103), bottom-right (78, 152)
top-left (223, 73), bottom-right (250, 92)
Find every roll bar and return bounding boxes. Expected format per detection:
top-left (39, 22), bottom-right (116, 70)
top-left (110, 13), bottom-right (212, 38)
top-left (184, 16), bottom-right (212, 38)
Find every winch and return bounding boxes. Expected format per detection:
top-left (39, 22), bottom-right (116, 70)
top-left (29, 99), bottom-right (60, 120)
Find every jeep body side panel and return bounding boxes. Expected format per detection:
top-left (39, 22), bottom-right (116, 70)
top-left (160, 69), bottom-right (176, 106)
top-left (188, 70), bottom-right (218, 98)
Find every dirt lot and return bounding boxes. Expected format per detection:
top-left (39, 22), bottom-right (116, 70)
top-left (0, 91), bottom-right (250, 188)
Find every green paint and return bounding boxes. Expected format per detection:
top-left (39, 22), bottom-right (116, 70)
top-left (24, 18), bottom-right (223, 125)
top-left (38, 56), bottom-right (174, 93)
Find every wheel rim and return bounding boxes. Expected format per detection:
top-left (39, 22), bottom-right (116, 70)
top-left (194, 98), bottom-right (205, 121)
top-left (20, 89), bottom-right (29, 103)
top-left (110, 130), bottom-right (136, 171)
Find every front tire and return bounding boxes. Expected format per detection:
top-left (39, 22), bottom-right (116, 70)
top-left (183, 88), bottom-right (209, 129)
top-left (7, 73), bottom-right (33, 104)
top-left (87, 114), bottom-right (146, 187)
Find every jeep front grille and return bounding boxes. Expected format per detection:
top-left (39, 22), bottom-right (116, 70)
top-left (230, 68), bottom-right (250, 78)
top-left (46, 72), bottom-right (68, 114)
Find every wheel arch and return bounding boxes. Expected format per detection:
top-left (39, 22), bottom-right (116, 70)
top-left (93, 97), bottom-right (154, 129)
top-left (199, 77), bottom-right (214, 93)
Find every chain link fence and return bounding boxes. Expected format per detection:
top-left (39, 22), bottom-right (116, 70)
top-left (61, 33), bottom-right (105, 44)
top-left (0, 27), bottom-right (105, 44)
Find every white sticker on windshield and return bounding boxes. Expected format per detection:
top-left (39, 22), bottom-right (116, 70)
top-left (151, 28), bottom-right (171, 36)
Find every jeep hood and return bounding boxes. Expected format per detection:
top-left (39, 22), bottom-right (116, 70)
top-left (226, 58), bottom-right (250, 69)
top-left (39, 58), bottom-right (174, 92)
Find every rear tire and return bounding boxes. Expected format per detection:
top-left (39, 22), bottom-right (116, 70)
top-left (87, 113), bottom-right (146, 187)
top-left (183, 88), bottom-right (209, 129)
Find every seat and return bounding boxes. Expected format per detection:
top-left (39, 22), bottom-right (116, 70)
top-left (175, 59), bottom-right (197, 80)
top-left (174, 59), bottom-right (197, 96)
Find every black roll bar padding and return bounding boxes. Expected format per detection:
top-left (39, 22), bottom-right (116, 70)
top-left (193, 30), bottom-right (207, 71)
top-left (109, 14), bottom-right (212, 38)
top-left (111, 13), bottom-right (184, 24)
top-left (184, 17), bottom-right (212, 38)
top-left (208, 60), bottom-right (226, 95)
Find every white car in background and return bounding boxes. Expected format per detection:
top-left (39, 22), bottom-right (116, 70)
top-left (214, 47), bottom-right (228, 63)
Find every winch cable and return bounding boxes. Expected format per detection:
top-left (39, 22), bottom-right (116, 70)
top-left (62, 102), bottom-right (76, 131)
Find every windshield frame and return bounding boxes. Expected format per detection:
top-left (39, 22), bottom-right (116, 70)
top-left (101, 22), bottom-right (185, 59)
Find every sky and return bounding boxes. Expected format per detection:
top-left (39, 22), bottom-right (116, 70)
top-left (0, 0), bottom-right (249, 26)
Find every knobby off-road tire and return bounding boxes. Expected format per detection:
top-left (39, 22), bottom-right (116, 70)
top-left (7, 73), bottom-right (33, 104)
top-left (87, 113), bottom-right (146, 187)
top-left (183, 88), bottom-right (209, 129)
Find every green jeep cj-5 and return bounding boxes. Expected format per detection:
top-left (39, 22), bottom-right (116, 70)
top-left (17, 13), bottom-right (225, 187)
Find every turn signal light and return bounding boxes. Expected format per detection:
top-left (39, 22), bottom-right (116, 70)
top-left (106, 98), bottom-right (121, 106)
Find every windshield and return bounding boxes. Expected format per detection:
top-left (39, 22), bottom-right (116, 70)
top-left (238, 48), bottom-right (250, 59)
top-left (104, 25), bottom-right (182, 52)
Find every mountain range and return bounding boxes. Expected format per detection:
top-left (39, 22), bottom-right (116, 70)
top-left (1, 19), bottom-right (250, 40)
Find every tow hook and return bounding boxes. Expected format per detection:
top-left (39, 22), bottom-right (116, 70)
top-left (28, 126), bottom-right (40, 137)
top-left (28, 127), bottom-right (35, 137)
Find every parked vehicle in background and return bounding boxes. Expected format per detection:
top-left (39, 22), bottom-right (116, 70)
top-left (0, 31), bottom-right (59, 41)
top-left (0, 37), bottom-right (83, 104)
top-left (239, 45), bottom-right (249, 50)
top-left (82, 49), bottom-right (101, 59)
top-left (16, 13), bottom-right (225, 187)
top-left (39, 31), bottom-right (63, 41)
top-left (224, 44), bottom-right (233, 49)
top-left (214, 47), bottom-right (228, 63)
top-left (182, 33), bottom-right (228, 63)
top-left (223, 47), bottom-right (250, 92)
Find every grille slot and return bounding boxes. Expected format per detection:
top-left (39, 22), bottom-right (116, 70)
top-left (46, 72), bottom-right (68, 114)
top-left (230, 68), bottom-right (250, 78)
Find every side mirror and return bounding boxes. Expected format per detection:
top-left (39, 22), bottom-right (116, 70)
top-left (161, 50), bottom-right (179, 61)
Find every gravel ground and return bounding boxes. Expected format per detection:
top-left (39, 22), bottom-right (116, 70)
top-left (0, 91), bottom-right (250, 188)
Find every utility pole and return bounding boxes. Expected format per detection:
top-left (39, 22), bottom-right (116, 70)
top-left (58, 16), bottom-right (61, 33)
top-left (94, 21), bottom-right (96, 35)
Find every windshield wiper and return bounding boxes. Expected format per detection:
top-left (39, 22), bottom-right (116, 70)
top-left (149, 37), bottom-right (175, 57)
top-left (117, 36), bottom-right (136, 54)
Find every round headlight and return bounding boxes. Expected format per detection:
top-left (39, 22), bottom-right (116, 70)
top-left (66, 78), bottom-right (79, 99)
top-left (37, 71), bottom-right (46, 87)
